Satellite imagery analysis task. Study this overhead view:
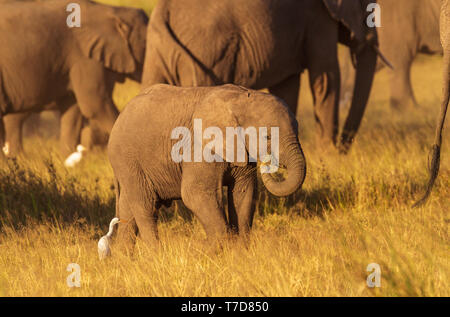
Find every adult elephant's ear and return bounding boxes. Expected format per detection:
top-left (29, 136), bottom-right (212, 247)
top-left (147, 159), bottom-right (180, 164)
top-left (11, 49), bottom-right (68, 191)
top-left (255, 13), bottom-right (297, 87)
top-left (322, 0), bottom-right (370, 47)
top-left (324, 0), bottom-right (393, 68)
top-left (74, 13), bottom-right (136, 74)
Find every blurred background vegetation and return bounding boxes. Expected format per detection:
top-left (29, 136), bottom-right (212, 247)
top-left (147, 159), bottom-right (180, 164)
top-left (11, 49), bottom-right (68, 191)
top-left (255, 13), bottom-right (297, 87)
top-left (95, 0), bottom-right (157, 15)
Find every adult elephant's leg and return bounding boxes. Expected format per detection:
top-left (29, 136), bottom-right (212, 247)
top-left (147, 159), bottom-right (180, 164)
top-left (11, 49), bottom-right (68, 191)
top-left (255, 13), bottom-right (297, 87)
top-left (3, 112), bottom-right (30, 156)
top-left (338, 47), bottom-right (356, 109)
top-left (227, 172), bottom-right (256, 236)
top-left (81, 123), bottom-right (110, 149)
top-left (181, 164), bottom-right (228, 239)
top-left (268, 75), bottom-right (300, 115)
top-left (307, 43), bottom-right (340, 147)
top-left (59, 103), bottom-right (83, 157)
top-left (389, 59), bottom-right (418, 109)
top-left (80, 125), bottom-right (93, 151)
top-left (23, 113), bottom-right (41, 139)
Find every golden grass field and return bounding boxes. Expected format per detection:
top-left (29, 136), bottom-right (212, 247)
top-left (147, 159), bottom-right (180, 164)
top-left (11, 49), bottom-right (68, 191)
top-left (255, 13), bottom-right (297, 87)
top-left (0, 1), bottom-right (449, 297)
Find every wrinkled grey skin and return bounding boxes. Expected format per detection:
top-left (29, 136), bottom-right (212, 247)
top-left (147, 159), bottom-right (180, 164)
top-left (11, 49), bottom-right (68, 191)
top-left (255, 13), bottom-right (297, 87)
top-left (414, 0), bottom-right (449, 206)
top-left (340, 0), bottom-right (442, 109)
top-left (2, 108), bottom-right (109, 158)
top-left (143, 0), bottom-right (383, 153)
top-left (108, 84), bottom-right (306, 248)
top-left (0, 0), bottom-right (148, 157)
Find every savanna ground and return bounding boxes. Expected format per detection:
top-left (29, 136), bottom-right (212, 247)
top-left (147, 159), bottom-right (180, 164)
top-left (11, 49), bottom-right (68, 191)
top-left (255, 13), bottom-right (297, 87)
top-left (0, 1), bottom-right (449, 297)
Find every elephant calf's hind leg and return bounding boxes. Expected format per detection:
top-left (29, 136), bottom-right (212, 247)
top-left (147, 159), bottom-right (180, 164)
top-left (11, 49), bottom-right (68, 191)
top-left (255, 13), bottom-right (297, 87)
top-left (123, 185), bottom-right (159, 247)
top-left (115, 192), bottom-right (139, 255)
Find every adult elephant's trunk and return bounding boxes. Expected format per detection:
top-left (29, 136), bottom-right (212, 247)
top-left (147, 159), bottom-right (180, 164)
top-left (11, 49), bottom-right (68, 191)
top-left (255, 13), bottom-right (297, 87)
top-left (339, 44), bottom-right (378, 153)
top-left (413, 44), bottom-right (449, 207)
top-left (261, 138), bottom-right (306, 197)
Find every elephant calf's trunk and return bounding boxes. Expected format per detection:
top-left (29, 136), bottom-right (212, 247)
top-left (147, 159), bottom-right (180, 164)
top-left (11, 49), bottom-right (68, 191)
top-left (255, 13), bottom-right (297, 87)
top-left (261, 142), bottom-right (306, 197)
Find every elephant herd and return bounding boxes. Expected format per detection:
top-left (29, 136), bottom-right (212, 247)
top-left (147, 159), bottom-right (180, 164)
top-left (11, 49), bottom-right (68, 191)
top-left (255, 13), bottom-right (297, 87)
top-left (0, 0), bottom-right (448, 249)
top-left (0, 0), bottom-right (148, 157)
top-left (340, 0), bottom-right (443, 110)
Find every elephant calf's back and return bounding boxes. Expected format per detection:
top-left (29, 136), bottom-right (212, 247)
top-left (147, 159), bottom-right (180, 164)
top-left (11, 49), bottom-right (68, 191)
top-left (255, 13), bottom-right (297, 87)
top-left (108, 85), bottom-right (194, 192)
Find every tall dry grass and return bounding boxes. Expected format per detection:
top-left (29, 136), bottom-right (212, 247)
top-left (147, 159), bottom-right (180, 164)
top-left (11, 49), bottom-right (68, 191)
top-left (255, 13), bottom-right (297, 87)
top-left (0, 54), bottom-right (447, 297)
top-left (0, 0), bottom-right (448, 297)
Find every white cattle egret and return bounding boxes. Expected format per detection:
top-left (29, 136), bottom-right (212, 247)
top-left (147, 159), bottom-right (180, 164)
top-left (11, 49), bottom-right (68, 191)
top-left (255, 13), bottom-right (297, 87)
top-left (2, 142), bottom-right (10, 156)
top-left (64, 144), bottom-right (86, 167)
top-left (98, 217), bottom-right (125, 260)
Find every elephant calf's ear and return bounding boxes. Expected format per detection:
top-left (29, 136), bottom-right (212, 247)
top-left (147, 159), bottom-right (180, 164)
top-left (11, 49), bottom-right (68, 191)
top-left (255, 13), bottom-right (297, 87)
top-left (75, 15), bottom-right (136, 74)
top-left (195, 97), bottom-right (250, 167)
top-left (224, 133), bottom-right (248, 167)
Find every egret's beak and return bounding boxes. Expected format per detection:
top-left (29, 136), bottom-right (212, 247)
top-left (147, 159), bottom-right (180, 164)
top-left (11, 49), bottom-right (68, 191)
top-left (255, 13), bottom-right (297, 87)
top-left (119, 219), bottom-right (128, 223)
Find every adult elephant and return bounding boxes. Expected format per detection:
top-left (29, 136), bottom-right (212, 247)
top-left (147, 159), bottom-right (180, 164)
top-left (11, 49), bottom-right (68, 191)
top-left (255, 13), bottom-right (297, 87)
top-left (142, 0), bottom-right (386, 153)
top-left (0, 0), bottom-right (148, 157)
top-left (414, 0), bottom-right (449, 207)
top-left (340, 0), bottom-right (443, 110)
top-left (1, 70), bottom-right (128, 158)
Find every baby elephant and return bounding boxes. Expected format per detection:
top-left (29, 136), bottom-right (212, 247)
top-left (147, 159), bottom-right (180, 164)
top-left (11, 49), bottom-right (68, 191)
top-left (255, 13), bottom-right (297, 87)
top-left (108, 84), bottom-right (306, 249)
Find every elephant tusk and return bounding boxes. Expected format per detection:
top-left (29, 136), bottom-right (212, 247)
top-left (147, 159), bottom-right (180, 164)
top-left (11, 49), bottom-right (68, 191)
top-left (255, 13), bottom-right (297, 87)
top-left (372, 45), bottom-right (394, 70)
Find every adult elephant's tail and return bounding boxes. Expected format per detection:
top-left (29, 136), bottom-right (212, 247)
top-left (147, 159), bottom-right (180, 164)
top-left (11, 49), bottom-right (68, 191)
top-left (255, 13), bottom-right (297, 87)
top-left (413, 50), bottom-right (449, 207)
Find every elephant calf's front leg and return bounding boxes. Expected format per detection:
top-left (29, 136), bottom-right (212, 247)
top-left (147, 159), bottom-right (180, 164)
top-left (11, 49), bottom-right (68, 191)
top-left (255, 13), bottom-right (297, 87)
top-left (181, 165), bottom-right (228, 239)
top-left (227, 174), bottom-right (256, 235)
